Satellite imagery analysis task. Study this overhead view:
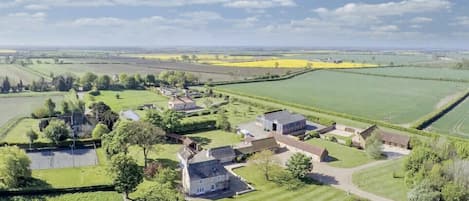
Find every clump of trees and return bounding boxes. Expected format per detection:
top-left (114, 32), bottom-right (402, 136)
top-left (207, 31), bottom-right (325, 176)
top-left (365, 131), bottom-right (383, 159)
top-left (90, 102), bottom-right (119, 130)
top-left (31, 98), bottom-right (57, 119)
top-left (0, 146), bottom-right (31, 189)
top-left (43, 119), bottom-right (71, 144)
top-left (145, 109), bottom-right (182, 133)
top-left (216, 109), bottom-right (231, 131)
top-left (158, 70), bottom-right (199, 88)
top-left (404, 138), bottom-right (469, 201)
top-left (109, 154), bottom-right (143, 200)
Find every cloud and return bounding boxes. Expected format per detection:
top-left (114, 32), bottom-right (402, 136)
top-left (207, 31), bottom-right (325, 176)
top-left (180, 11), bottom-right (222, 21)
top-left (410, 17), bottom-right (432, 23)
top-left (454, 16), bottom-right (469, 26)
top-left (71, 17), bottom-right (127, 26)
top-left (224, 0), bottom-right (295, 9)
top-left (24, 4), bottom-right (49, 10)
top-left (371, 25), bottom-right (399, 32)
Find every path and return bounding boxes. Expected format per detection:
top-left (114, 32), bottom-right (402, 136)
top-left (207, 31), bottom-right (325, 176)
top-left (310, 158), bottom-right (401, 201)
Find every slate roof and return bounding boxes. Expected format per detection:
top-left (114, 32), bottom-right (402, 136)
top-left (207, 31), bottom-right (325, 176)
top-left (169, 96), bottom-right (194, 104)
top-left (262, 110), bottom-right (306, 125)
top-left (187, 150), bottom-right (228, 180)
top-left (208, 146), bottom-right (235, 160)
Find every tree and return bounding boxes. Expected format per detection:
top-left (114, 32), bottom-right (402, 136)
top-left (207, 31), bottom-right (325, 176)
top-left (96, 75), bottom-right (111, 90)
top-left (442, 182), bottom-right (468, 201)
top-left (274, 62), bottom-right (279, 68)
top-left (109, 154), bottom-right (143, 199)
top-left (92, 123), bottom-right (110, 139)
top-left (2, 76), bottom-right (11, 93)
top-left (147, 110), bottom-right (182, 133)
top-left (286, 153), bottom-right (313, 179)
top-left (145, 74), bottom-right (156, 86)
top-left (365, 131), bottom-right (383, 159)
top-left (124, 76), bottom-right (137, 89)
top-left (407, 179), bottom-right (441, 201)
top-left (249, 150), bottom-right (277, 180)
top-left (80, 72), bottom-right (98, 90)
top-left (26, 129), bottom-right (38, 149)
top-left (0, 146), bottom-right (31, 188)
top-left (90, 102), bottom-right (119, 130)
top-left (128, 121), bottom-right (165, 168)
top-left (44, 98), bottom-right (56, 117)
top-left (102, 121), bottom-right (134, 156)
top-left (216, 109), bottom-right (231, 131)
top-left (134, 182), bottom-right (184, 201)
top-left (43, 119), bottom-right (70, 144)
top-left (61, 101), bottom-right (71, 114)
top-left (154, 168), bottom-right (179, 186)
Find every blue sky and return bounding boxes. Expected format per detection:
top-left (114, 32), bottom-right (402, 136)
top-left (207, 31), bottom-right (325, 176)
top-left (0, 0), bottom-right (468, 48)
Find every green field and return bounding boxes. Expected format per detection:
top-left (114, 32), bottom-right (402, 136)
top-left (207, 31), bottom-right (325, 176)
top-left (341, 67), bottom-right (469, 81)
top-left (352, 158), bottom-right (408, 201)
top-left (429, 98), bottom-right (469, 138)
top-left (306, 138), bottom-right (374, 168)
top-left (186, 130), bottom-right (242, 148)
top-left (1, 118), bottom-right (50, 143)
top-left (218, 71), bottom-right (468, 124)
top-left (0, 64), bottom-right (42, 84)
top-left (284, 52), bottom-right (433, 65)
top-left (25, 63), bottom-right (160, 77)
top-left (0, 93), bottom-right (64, 130)
top-left (0, 191), bottom-right (121, 201)
top-left (220, 166), bottom-right (357, 201)
top-left (85, 90), bottom-right (168, 112)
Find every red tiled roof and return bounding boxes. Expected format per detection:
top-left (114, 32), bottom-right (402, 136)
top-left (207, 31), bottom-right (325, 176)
top-left (274, 134), bottom-right (327, 157)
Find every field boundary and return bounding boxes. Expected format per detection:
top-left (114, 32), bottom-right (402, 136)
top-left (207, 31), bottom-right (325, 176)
top-left (0, 116), bottom-right (28, 141)
top-left (213, 88), bottom-right (469, 143)
top-left (327, 69), bottom-right (469, 83)
top-left (411, 90), bottom-right (469, 130)
top-left (0, 185), bottom-right (115, 197)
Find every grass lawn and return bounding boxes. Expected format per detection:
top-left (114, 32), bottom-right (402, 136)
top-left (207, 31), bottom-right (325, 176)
top-left (186, 130), bottom-right (242, 148)
top-left (218, 70), bottom-right (467, 124)
top-left (352, 158), bottom-right (408, 201)
top-left (430, 98), bottom-right (469, 138)
top-left (29, 149), bottom-right (112, 189)
top-left (128, 144), bottom-right (183, 168)
top-left (1, 118), bottom-right (50, 143)
top-left (0, 191), bottom-right (121, 201)
top-left (85, 90), bottom-right (168, 112)
top-left (306, 138), bottom-right (374, 168)
top-left (220, 166), bottom-right (357, 201)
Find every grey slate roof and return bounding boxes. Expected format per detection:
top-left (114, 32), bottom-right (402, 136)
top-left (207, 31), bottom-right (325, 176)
top-left (187, 150), bottom-right (228, 180)
top-left (262, 110), bottom-right (306, 125)
top-left (208, 146), bottom-right (235, 160)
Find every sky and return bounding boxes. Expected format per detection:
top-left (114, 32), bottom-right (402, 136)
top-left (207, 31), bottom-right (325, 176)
top-left (0, 0), bottom-right (468, 49)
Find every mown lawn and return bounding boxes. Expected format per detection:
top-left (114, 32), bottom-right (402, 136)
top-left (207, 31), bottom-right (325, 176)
top-left (218, 71), bottom-right (467, 124)
top-left (128, 144), bottom-right (183, 168)
top-left (85, 90), bottom-right (168, 112)
top-left (220, 166), bottom-right (357, 201)
top-left (29, 149), bottom-right (112, 189)
top-left (186, 130), bottom-right (242, 148)
top-left (306, 138), bottom-right (374, 168)
top-left (352, 158), bottom-right (408, 201)
top-left (0, 191), bottom-right (121, 201)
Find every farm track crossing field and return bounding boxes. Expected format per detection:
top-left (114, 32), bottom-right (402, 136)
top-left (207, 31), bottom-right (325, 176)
top-left (340, 67), bottom-right (469, 81)
top-left (429, 98), bottom-right (469, 138)
top-left (0, 93), bottom-right (64, 129)
top-left (218, 71), bottom-right (468, 124)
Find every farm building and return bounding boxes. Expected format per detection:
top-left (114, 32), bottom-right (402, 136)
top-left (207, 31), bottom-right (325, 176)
top-left (274, 134), bottom-right (329, 162)
top-left (179, 149), bottom-right (230, 196)
top-left (256, 110), bottom-right (306, 136)
top-left (354, 125), bottom-right (410, 149)
top-left (168, 95), bottom-right (197, 111)
top-left (207, 146), bottom-right (236, 164)
top-left (234, 136), bottom-right (280, 155)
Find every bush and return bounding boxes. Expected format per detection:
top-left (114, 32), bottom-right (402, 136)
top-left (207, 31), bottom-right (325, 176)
top-left (345, 138), bottom-right (352, 147)
top-left (92, 123), bottom-right (110, 139)
top-left (31, 108), bottom-right (49, 119)
top-left (88, 89), bottom-right (100, 96)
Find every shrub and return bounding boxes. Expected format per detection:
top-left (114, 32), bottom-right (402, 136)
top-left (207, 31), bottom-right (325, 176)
top-left (345, 138), bottom-right (352, 147)
top-left (31, 108), bottom-right (49, 119)
top-left (92, 123), bottom-right (110, 139)
top-left (88, 89), bottom-right (100, 96)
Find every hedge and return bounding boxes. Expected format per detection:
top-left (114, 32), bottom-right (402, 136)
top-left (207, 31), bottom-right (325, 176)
top-left (411, 89), bottom-right (469, 130)
top-left (329, 69), bottom-right (469, 83)
top-left (306, 115), bottom-right (336, 126)
top-left (0, 116), bottom-right (28, 140)
top-left (175, 119), bottom-right (217, 134)
top-left (0, 185), bottom-right (114, 196)
top-left (0, 138), bottom-right (101, 149)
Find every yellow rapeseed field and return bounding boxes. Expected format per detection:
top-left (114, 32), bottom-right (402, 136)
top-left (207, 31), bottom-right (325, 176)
top-left (213, 59), bottom-right (377, 68)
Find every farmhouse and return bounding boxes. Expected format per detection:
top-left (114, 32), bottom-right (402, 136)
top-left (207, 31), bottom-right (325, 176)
top-left (168, 95), bottom-right (197, 111)
top-left (179, 148), bottom-right (230, 196)
top-left (274, 134), bottom-right (329, 162)
top-left (234, 136), bottom-right (280, 155)
top-left (256, 110), bottom-right (306, 136)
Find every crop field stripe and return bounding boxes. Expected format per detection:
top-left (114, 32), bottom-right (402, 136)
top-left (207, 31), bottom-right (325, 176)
top-left (328, 68), bottom-right (469, 83)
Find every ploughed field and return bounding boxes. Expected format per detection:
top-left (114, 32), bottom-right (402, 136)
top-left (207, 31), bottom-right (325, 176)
top-left (339, 67), bottom-right (469, 81)
top-left (429, 98), bottom-right (469, 138)
top-left (218, 70), bottom-right (468, 124)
